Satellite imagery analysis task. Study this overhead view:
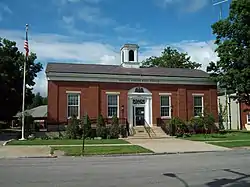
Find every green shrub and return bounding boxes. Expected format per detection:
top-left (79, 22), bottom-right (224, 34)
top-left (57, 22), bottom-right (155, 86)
top-left (120, 125), bottom-right (127, 138)
top-left (80, 114), bottom-right (92, 138)
top-left (109, 115), bottom-right (120, 139)
top-left (96, 114), bottom-right (107, 139)
top-left (203, 113), bottom-right (218, 133)
top-left (66, 115), bottom-right (81, 139)
top-left (188, 113), bottom-right (218, 134)
top-left (169, 117), bottom-right (187, 136)
top-left (188, 117), bottom-right (204, 134)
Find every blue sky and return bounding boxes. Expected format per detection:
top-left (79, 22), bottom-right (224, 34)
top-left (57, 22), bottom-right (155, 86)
top-left (0, 0), bottom-right (231, 96)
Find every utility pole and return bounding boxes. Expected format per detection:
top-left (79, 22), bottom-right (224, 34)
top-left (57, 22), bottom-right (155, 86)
top-left (212, 0), bottom-right (229, 129)
top-left (212, 0), bottom-right (228, 20)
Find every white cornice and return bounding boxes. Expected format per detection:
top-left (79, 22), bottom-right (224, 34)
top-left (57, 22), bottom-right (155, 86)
top-left (46, 72), bottom-right (216, 86)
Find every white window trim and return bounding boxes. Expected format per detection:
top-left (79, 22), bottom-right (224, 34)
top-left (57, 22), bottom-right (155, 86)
top-left (66, 91), bottom-right (81, 94)
top-left (247, 114), bottom-right (250, 124)
top-left (106, 92), bottom-right (120, 95)
top-left (67, 92), bottom-right (80, 119)
top-left (159, 93), bottom-right (172, 96)
top-left (107, 94), bottom-right (119, 118)
top-left (192, 93), bottom-right (204, 96)
top-left (193, 94), bottom-right (204, 117)
top-left (160, 95), bottom-right (171, 119)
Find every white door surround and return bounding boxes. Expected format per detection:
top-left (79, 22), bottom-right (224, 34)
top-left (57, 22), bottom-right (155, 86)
top-left (127, 87), bottom-right (153, 127)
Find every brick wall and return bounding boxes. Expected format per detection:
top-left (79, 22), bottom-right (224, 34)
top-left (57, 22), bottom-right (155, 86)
top-left (47, 81), bottom-right (218, 125)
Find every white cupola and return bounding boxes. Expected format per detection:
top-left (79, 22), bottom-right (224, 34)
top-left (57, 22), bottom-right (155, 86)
top-left (120, 44), bottom-right (140, 68)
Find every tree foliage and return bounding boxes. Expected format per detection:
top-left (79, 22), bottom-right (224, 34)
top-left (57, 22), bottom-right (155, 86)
top-left (0, 38), bottom-right (42, 120)
top-left (27, 92), bottom-right (47, 109)
top-left (141, 47), bottom-right (201, 69)
top-left (207, 0), bottom-right (250, 105)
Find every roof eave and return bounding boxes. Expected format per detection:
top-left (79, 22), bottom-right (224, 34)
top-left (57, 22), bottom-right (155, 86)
top-left (46, 72), bottom-right (216, 86)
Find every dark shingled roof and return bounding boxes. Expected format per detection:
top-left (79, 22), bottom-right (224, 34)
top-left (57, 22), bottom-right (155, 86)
top-left (46, 62), bottom-right (209, 78)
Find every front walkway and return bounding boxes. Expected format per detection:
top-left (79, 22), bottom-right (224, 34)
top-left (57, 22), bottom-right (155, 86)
top-left (126, 138), bottom-right (231, 153)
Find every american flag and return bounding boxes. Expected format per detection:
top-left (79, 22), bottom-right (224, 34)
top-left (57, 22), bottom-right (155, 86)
top-left (24, 26), bottom-right (29, 56)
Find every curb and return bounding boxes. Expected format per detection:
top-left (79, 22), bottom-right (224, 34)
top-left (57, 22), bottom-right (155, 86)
top-left (2, 139), bottom-right (15, 146)
top-left (67, 150), bottom-right (231, 158)
top-left (0, 155), bottom-right (58, 159)
top-left (17, 155), bottom-right (58, 159)
top-left (0, 150), bottom-right (233, 159)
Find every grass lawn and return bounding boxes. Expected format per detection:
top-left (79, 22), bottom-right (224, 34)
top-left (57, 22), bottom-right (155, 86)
top-left (183, 132), bottom-right (250, 142)
top-left (8, 139), bottom-right (129, 146)
top-left (209, 141), bottom-right (250, 148)
top-left (52, 145), bottom-right (152, 156)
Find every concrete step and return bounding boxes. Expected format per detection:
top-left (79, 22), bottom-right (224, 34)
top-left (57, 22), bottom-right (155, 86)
top-left (149, 127), bottom-right (170, 138)
top-left (131, 126), bottom-right (170, 139)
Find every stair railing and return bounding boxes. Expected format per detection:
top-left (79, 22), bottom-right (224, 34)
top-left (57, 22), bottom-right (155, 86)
top-left (144, 119), bottom-right (156, 138)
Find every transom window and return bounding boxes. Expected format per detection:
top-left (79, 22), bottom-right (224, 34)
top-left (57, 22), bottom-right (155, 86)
top-left (107, 94), bottom-right (119, 118)
top-left (193, 95), bottom-right (203, 117)
top-left (160, 95), bottom-right (171, 117)
top-left (67, 93), bottom-right (80, 119)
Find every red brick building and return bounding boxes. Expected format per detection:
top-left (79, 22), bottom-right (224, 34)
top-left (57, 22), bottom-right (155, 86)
top-left (240, 103), bottom-right (250, 129)
top-left (46, 44), bottom-right (218, 128)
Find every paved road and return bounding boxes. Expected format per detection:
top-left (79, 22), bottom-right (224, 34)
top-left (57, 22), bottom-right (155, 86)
top-left (1, 150), bottom-right (250, 187)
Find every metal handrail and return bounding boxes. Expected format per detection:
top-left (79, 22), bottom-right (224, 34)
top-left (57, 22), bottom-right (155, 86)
top-left (144, 119), bottom-right (156, 138)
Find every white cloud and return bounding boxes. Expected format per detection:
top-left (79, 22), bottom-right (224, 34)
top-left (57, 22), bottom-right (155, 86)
top-left (77, 6), bottom-right (115, 26)
top-left (0, 29), bottom-right (218, 96)
top-left (155, 0), bottom-right (209, 12)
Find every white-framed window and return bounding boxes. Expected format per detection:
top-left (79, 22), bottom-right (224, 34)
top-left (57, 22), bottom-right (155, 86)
top-left (247, 114), bottom-right (250, 124)
top-left (193, 94), bottom-right (204, 117)
top-left (67, 92), bottom-right (80, 119)
top-left (160, 95), bottom-right (171, 118)
top-left (107, 93), bottom-right (119, 118)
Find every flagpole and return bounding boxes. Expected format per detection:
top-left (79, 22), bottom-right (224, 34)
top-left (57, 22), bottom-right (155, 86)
top-left (20, 24), bottom-right (29, 140)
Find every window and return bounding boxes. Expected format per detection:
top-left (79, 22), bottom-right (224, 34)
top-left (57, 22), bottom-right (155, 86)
top-left (67, 93), bottom-right (80, 119)
top-left (247, 114), bottom-right (250, 124)
top-left (160, 95), bottom-right (171, 118)
top-left (107, 94), bottom-right (119, 118)
top-left (128, 50), bottom-right (134, 61)
top-left (121, 51), bottom-right (124, 62)
top-left (193, 95), bottom-right (203, 117)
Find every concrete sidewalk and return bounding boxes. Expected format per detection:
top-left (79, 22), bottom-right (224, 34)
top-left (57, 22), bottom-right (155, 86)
top-left (0, 146), bottom-right (51, 158)
top-left (127, 138), bottom-right (231, 153)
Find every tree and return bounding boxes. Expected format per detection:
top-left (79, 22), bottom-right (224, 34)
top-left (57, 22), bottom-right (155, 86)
top-left (28, 92), bottom-right (47, 109)
top-left (0, 38), bottom-right (42, 120)
top-left (141, 47), bottom-right (201, 69)
top-left (207, 0), bottom-right (250, 105)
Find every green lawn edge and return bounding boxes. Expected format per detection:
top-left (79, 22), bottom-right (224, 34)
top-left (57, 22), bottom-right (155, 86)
top-left (7, 139), bottom-right (129, 145)
top-left (181, 132), bottom-right (250, 142)
top-left (52, 145), bottom-right (153, 156)
top-left (208, 141), bottom-right (250, 148)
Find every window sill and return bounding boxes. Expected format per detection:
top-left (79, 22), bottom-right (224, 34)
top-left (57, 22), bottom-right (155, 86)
top-left (161, 116), bottom-right (171, 119)
top-left (67, 117), bottom-right (80, 120)
top-left (194, 115), bottom-right (203, 118)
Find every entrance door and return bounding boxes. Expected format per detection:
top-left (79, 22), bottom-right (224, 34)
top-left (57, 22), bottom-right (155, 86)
top-left (134, 107), bottom-right (145, 126)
